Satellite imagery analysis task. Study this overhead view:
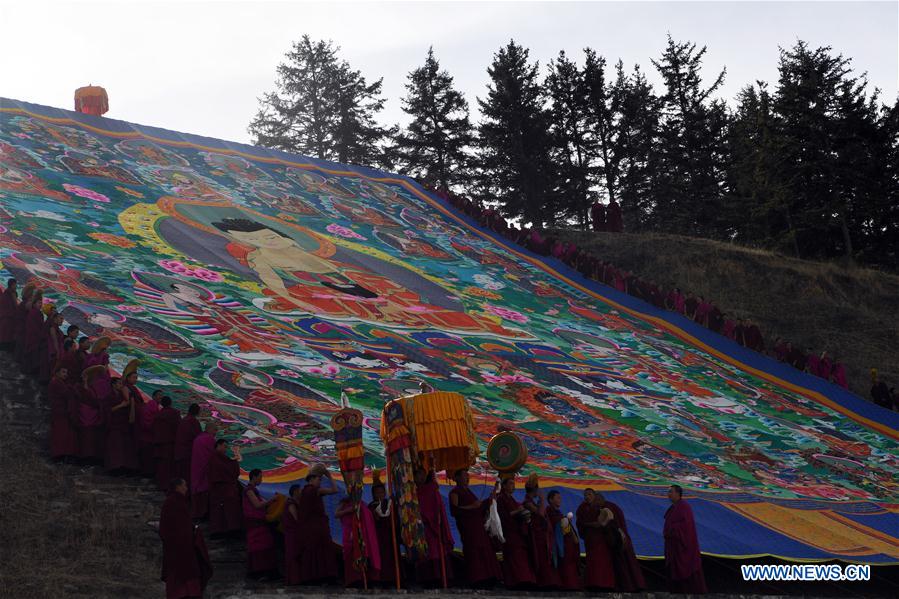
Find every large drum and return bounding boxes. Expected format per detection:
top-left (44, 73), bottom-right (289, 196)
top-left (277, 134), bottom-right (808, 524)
top-left (487, 431), bottom-right (527, 474)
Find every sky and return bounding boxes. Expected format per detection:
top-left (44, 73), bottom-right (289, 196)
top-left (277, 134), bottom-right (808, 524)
top-left (1, 1), bottom-right (896, 146)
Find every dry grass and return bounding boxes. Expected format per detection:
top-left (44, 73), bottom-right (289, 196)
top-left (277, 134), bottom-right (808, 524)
top-left (0, 419), bottom-right (161, 598)
top-left (551, 230), bottom-right (899, 399)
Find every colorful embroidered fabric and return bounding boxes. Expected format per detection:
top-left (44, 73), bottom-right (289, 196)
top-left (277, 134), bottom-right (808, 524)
top-left (0, 98), bottom-right (897, 563)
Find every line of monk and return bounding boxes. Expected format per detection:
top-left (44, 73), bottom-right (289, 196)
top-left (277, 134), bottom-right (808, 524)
top-left (2, 276), bottom-right (710, 595)
top-left (426, 190), bottom-right (864, 394)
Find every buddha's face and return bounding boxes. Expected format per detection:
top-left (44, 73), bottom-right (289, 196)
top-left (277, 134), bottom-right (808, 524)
top-left (172, 283), bottom-right (203, 302)
top-left (227, 228), bottom-right (295, 251)
top-left (89, 313), bottom-right (118, 328)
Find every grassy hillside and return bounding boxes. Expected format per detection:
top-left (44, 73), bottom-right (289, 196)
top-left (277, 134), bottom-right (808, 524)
top-left (551, 230), bottom-right (899, 400)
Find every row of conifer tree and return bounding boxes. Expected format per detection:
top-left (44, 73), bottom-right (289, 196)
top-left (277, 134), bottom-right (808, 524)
top-left (249, 35), bottom-right (898, 267)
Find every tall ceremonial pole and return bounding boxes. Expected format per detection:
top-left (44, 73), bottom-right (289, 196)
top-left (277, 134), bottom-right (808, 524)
top-left (385, 455), bottom-right (403, 590)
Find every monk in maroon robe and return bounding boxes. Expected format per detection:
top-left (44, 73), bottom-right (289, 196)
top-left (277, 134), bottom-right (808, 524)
top-left (13, 284), bottom-right (34, 364)
top-left (76, 336), bottom-right (90, 374)
top-left (47, 365), bottom-right (78, 460)
top-left (597, 494), bottom-right (645, 591)
top-left (105, 377), bottom-right (138, 472)
top-left (523, 479), bottom-right (560, 589)
top-left (22, 291), bottom-right (44, 374)
top-left (663, 485), bottom-right (707, 594)
top-left (297, 469), bottom-right (340, 583)
top-left (831, 362), bottom-right (848, 389)
top-left (576, 488), bottom-right (616, 590)
top-left (496, 474), bottom-right (537, 589)
top-left (546, 491), bottom-right (581, 590)
top-left (448, 468), bottom-right (502, 587)
top-left (0, 278), bottom-right (17, 351)
top-left (367, 473), bottom-right (398, 586)
top-left (282, 484), bottom-right (303, 585)
top-left (159, 478), bottom-right (213, 599)
top-left (590, 201), bottom-right (607, 232)
top-left (806, 349), bottom-right (821, 377)
top-left (153, 396), bottom-right (182, 490)
top-left (694, 297), bottom-right (711, 327)
top-left (131, 379), bottom-right (160, 477)
top-left (733, 319), bottom-right (747, 346)
top-left (41, 312), bottom-right (64, 384)
top-left (243, 468), bottom-right (278, 576)
top-left (335, 497), bottom-right (380, 588)
top-left (606, 199), bottom-right (623, 232)
top-left (209, 439), bottom-right (243, 536)
top-left (174, 403), bottom-right (202, 485)
top-left (818, 351), bottom-right (833, 380)
top-left (415, 468), bottom-right (454, 587)
top-left (76, 368), bottom-right (106, 461)
top-left (55, 339), bottom-right (80, 383)
top-left (190, 422), bottom-right (218, 519)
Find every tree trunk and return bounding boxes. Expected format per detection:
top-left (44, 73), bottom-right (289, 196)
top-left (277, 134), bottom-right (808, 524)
top-left (840, 211), bottom-right (854, 261)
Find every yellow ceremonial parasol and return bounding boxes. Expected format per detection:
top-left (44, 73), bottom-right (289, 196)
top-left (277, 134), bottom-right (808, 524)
top-left (90, 336), bottom-right (111, 354)
top-left (121, 359), bottom-right (141, 379)
top-left (74, 85), bottom-right (109, 116)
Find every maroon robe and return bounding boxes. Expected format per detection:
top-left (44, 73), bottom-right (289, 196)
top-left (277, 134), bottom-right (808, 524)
top-left (22, 305), bottom-right (43, 373)
top-left (576, 502), bottom-right (616, 589)
top-left (208, 452), bottom-right (243, 535)
top-left (174, 414), bottom-right (202, 485)
top-left (497, 492), bottom-right (537, 588)
top-left (159, 492), bottom-right (213, 599)
top-left (47, 376), bottom-right (78, 459)
top-left (133, 391), bottom-right (160, 477)
top-left (807, 353), bottom-right (821, 377)
top-left (0, 287), bottom-right (16, 347)
top-left (243, 484), bottom-right (277, 574)
top-left (190, 432), bottom-right (215, 519)
top-left (282, 497), bottom-right (303, 585)
top-left (153, 407), bottom-right (182, 490)
top-left (448, 486), bottom-right (502, 586)
top-left (56, 351), bottom-right (80, 384)
top-left (606, 501), bottom-right (645, 591)
top-left (831, 363), bottom-right (848, 389)
top-left (104, 388), bottom-right (138, 472)
top-left (415, 477), bottom-right (454, 585)
top-left (76, 384), bottom-right (105, 460)
top-left (339, 500), bottom-right (380, 588)
top-left (524, 495), bottom-right (560, 589)
top-left (297, 483), bottom-right (338, 583)
top-left (606, 200), bottom-right (623, 232)
top-left (590, 202), bottom-right (607, 232)
top-left (663, 499), bottom-right (707, 594)
top-left (40, 322), bottom-right (63, 383)
top-left (818, 356), bottom-right (833, 380)
top-left (368, 498), bottom-right (398, 584)
top-left (546, 506), bottom-right (581, 590)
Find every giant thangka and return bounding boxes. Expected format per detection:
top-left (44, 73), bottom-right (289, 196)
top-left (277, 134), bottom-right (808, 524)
top-left (1, 98), bottom-right (897, 563)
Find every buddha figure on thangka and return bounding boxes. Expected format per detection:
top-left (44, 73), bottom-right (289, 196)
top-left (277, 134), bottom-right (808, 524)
top-left (128, 197), bottom-right (529, 338)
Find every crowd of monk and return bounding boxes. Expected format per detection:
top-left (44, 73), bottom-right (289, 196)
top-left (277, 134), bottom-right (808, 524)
top-left (426, 186), bottom-right (897, 400)
top-left (0, 276), bottom-right (710, 597)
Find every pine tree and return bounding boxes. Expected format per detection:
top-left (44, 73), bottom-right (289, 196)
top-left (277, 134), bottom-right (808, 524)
top-left (582, 50), bottom-right (617, 208)
top-left (395, 47), bottom-right (474, 191)
top-left (651, 35), bottom-right (729, 237)
top-left (770, 41), bottom-right (882, 260)
top-left (333, 61), bottom-right (397, 169)
top-left (726, 82), bottom-right (792, 250)
top-left (249, 36), bottom-right (341, 158)
top-left (249, 35), bottom-right (393, 169)
top-left (477, 40), bottom-right (556, 226)
top-left (546, 50), bottom-right (594, 227)
top-left (610, 62), bottom-right (662, 231)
